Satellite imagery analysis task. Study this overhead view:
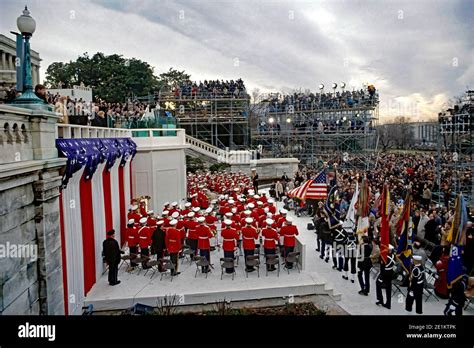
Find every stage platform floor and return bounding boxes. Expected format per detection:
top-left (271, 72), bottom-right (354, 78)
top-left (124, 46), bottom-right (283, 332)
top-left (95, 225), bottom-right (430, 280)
top-left (86, 196), bottom-right (474, 315)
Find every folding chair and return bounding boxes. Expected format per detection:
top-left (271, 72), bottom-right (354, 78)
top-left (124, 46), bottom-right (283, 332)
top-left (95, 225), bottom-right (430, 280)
top-left (284, 252), bottom-right (301, 274)
top-left (391, 280), bottom-right (406, 297)
top-left (464, 295), bottom-right (473, 310)
top-left (181, 246), bottom-right (195, 265)
top-left (245, 255), bottom-right (260, 278)
top-left (119, 253), bottom-right (137, 271)
top-left (265, 254), bottom-right (280, 277)
top-left (423, 282), bottom-right (440, 302)
top-left (193, 256), bottom-right (211, 278)
top-left (134, 255), bottom-right (150, 275)
top-left (233, 248), bottom-right (240, 266)
top-left (158, 258), bottom-right (175, 282)
top-left (144, 260), bottom-right (160, 279)
top-left (220, 257), bottom-right (236, 280)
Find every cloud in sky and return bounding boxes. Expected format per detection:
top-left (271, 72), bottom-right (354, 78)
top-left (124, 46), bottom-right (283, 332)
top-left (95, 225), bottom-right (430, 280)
top-left (1, 0), bottom-right (472, 121)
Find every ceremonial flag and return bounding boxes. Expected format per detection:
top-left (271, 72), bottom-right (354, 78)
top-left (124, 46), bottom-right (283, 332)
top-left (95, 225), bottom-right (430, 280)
top-left (325, 185), bottom-right (339, 213)
top-left (287, 179), bottom-right (312, 200)
top-left (396, 192), bottom-right (413, 273)
top-left (356, 177), bottom-right (370, 218)
top-left (306, 171), bottom-right (328, 200)
top-left (447, 194), bottom-right (468, 288)
top-left (287, 171), bottom-right (328, 201)
top-left (342, 182), bottom-right (359, 233)
top-left (379, 184), bottom-right (390, 264)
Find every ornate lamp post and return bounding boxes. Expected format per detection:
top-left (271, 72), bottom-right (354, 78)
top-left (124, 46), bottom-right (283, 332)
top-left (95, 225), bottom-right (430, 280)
top-left (10, 6), bottom-right (51, 111)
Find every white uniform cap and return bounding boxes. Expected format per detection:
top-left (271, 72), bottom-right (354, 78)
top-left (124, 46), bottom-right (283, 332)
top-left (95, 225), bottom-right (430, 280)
top-left (139, 217), bottom-right (147, 224)
top-left (128, 219), bottom-right (135, 224)
top-left (248, 203), bottom-right (255, 209)
top-left (254, 195), bottom-right (260, 199)
top-left (156, 220), bottom-right (164, 225)
top-left (280, 209), bottom-right (288, 214)
top-left (257, 201), bottom-right (263, 206)
top-left (187, 212), bottom-right (195, 218)
top-left (197, 216), bottom-right (206, 223)
top-left (266, 219), bottom-right (274, 225)
top-left (264, 207), bottom-right (269, 213)
top-left (286, 217), bottom-right (293, 223)
top-left (164, 202), bottom-right (170, 206)
top-left (185, 202), bottom-right (192, 207)
top-left (245, 217), bottom-right (253, 224)
top-left (231, 207), bottom-right (237, 213)
top-left (193, 207), bottom-right (200, 212)
top-left (171, 202), bottom-right (178, 206)
top-left (413, 255), bottom-right (422, 261)
top-left (234, 188), bottom-right (239, 191)
top-left (268, 199), bottom-right (274, 204)
top-left (205, 207), bottom-right (212, 214)
top-left (244, 210), bottom-right (251, 215)
top-left (224, 219), bottom-right (233, 226)
top-left (267, 213), bottom-right (273, 217)
top-left (147, 210), bottom-right (154, 215)
top-left (128, 205), bottom-right (134, 210)
top-left (225, 212), bottom-right (233, 217)
top-left (228, 200), bottom-right (235, 204)
top-left (132, 204), bottom-right (138, 210)
top-left (219, 195), bottom-right (225, 200)
top-left (169, 219), bottom-right (178, 226)
top-left (162, 210), bottom-right (169, 216)
top-left (171, 212), bottom-right (180, 218)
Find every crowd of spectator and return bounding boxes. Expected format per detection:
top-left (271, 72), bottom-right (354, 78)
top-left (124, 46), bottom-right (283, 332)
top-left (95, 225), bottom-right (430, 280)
top-left (439, 91), bottom-right (473, 134)
top-left (264, 86), bottom-right (378, 113)
top-left (169, 79), bottom-right (247, 99)
top-left (276, 152), bottom-right (473, 303)
top-left (45, 91), bottom-right (150, 128)
top-left (257, 115), bottom-right (375, 135)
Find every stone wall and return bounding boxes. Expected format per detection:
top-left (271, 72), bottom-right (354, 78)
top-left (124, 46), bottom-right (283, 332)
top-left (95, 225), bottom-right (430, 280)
top-left (230, 158), bottom-right (300, 180)
top-left (0, 173), bottom-right (38, 314)
top-left (0, 104), bottom-right (66, 315)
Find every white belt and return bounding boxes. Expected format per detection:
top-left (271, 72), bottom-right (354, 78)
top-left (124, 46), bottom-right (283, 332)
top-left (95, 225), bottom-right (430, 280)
top-left (199, 236), bottom-right (209, 239)
top-left (223, 238), bottom-right (235, 242)
top-left (139, 236), bottom-right (147, 239)
top-left (243, 237), bottom-right (255, 240)
top-left (129, 236), bottom-right (135, 239)
top-left (263, 238), bottom-right (277, 243)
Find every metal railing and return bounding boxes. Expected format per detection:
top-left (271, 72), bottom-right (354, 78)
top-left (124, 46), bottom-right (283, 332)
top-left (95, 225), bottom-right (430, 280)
top-left (185, 134), bottom-right (251, 164)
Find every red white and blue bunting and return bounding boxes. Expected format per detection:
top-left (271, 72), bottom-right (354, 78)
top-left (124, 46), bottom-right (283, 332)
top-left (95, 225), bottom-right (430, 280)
top-left (56, 137), bottom-right (136, 315)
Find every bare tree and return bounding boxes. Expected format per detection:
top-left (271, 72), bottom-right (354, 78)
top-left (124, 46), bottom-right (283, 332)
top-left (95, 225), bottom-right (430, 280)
top-left (377, 116), bottom-right (415, 150)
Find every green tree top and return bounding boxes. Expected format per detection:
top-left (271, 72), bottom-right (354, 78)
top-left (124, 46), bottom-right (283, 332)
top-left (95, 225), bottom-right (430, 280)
top-left (45, 52), bottom-right (160, 102)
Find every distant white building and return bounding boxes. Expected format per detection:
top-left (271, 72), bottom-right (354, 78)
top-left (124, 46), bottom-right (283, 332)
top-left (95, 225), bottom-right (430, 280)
top-left (48, 85), bottom-right (93, 103)
top-left (0, 33), bottom-right (41, 87)
top-left (410, 121), bottom-right (438, 145)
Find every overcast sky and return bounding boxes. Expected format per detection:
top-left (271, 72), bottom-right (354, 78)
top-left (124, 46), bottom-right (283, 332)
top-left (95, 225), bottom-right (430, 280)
top-left (1, 0), bottom-right (472, 121)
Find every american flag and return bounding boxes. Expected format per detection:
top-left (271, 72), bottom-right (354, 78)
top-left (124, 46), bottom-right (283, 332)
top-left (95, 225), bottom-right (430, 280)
top-left (287, 179), bottom-right (312, 200)
top-left (305, 171), bottom-right (328, 200)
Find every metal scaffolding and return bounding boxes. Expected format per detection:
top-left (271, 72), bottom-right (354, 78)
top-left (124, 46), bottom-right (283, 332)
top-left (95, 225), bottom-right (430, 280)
top-left (153, 92), bottom-right (250, 149)
top-left (251, 93), bottom-right (379, 170)
top-left (436, 90), bottom-right (473, 205)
